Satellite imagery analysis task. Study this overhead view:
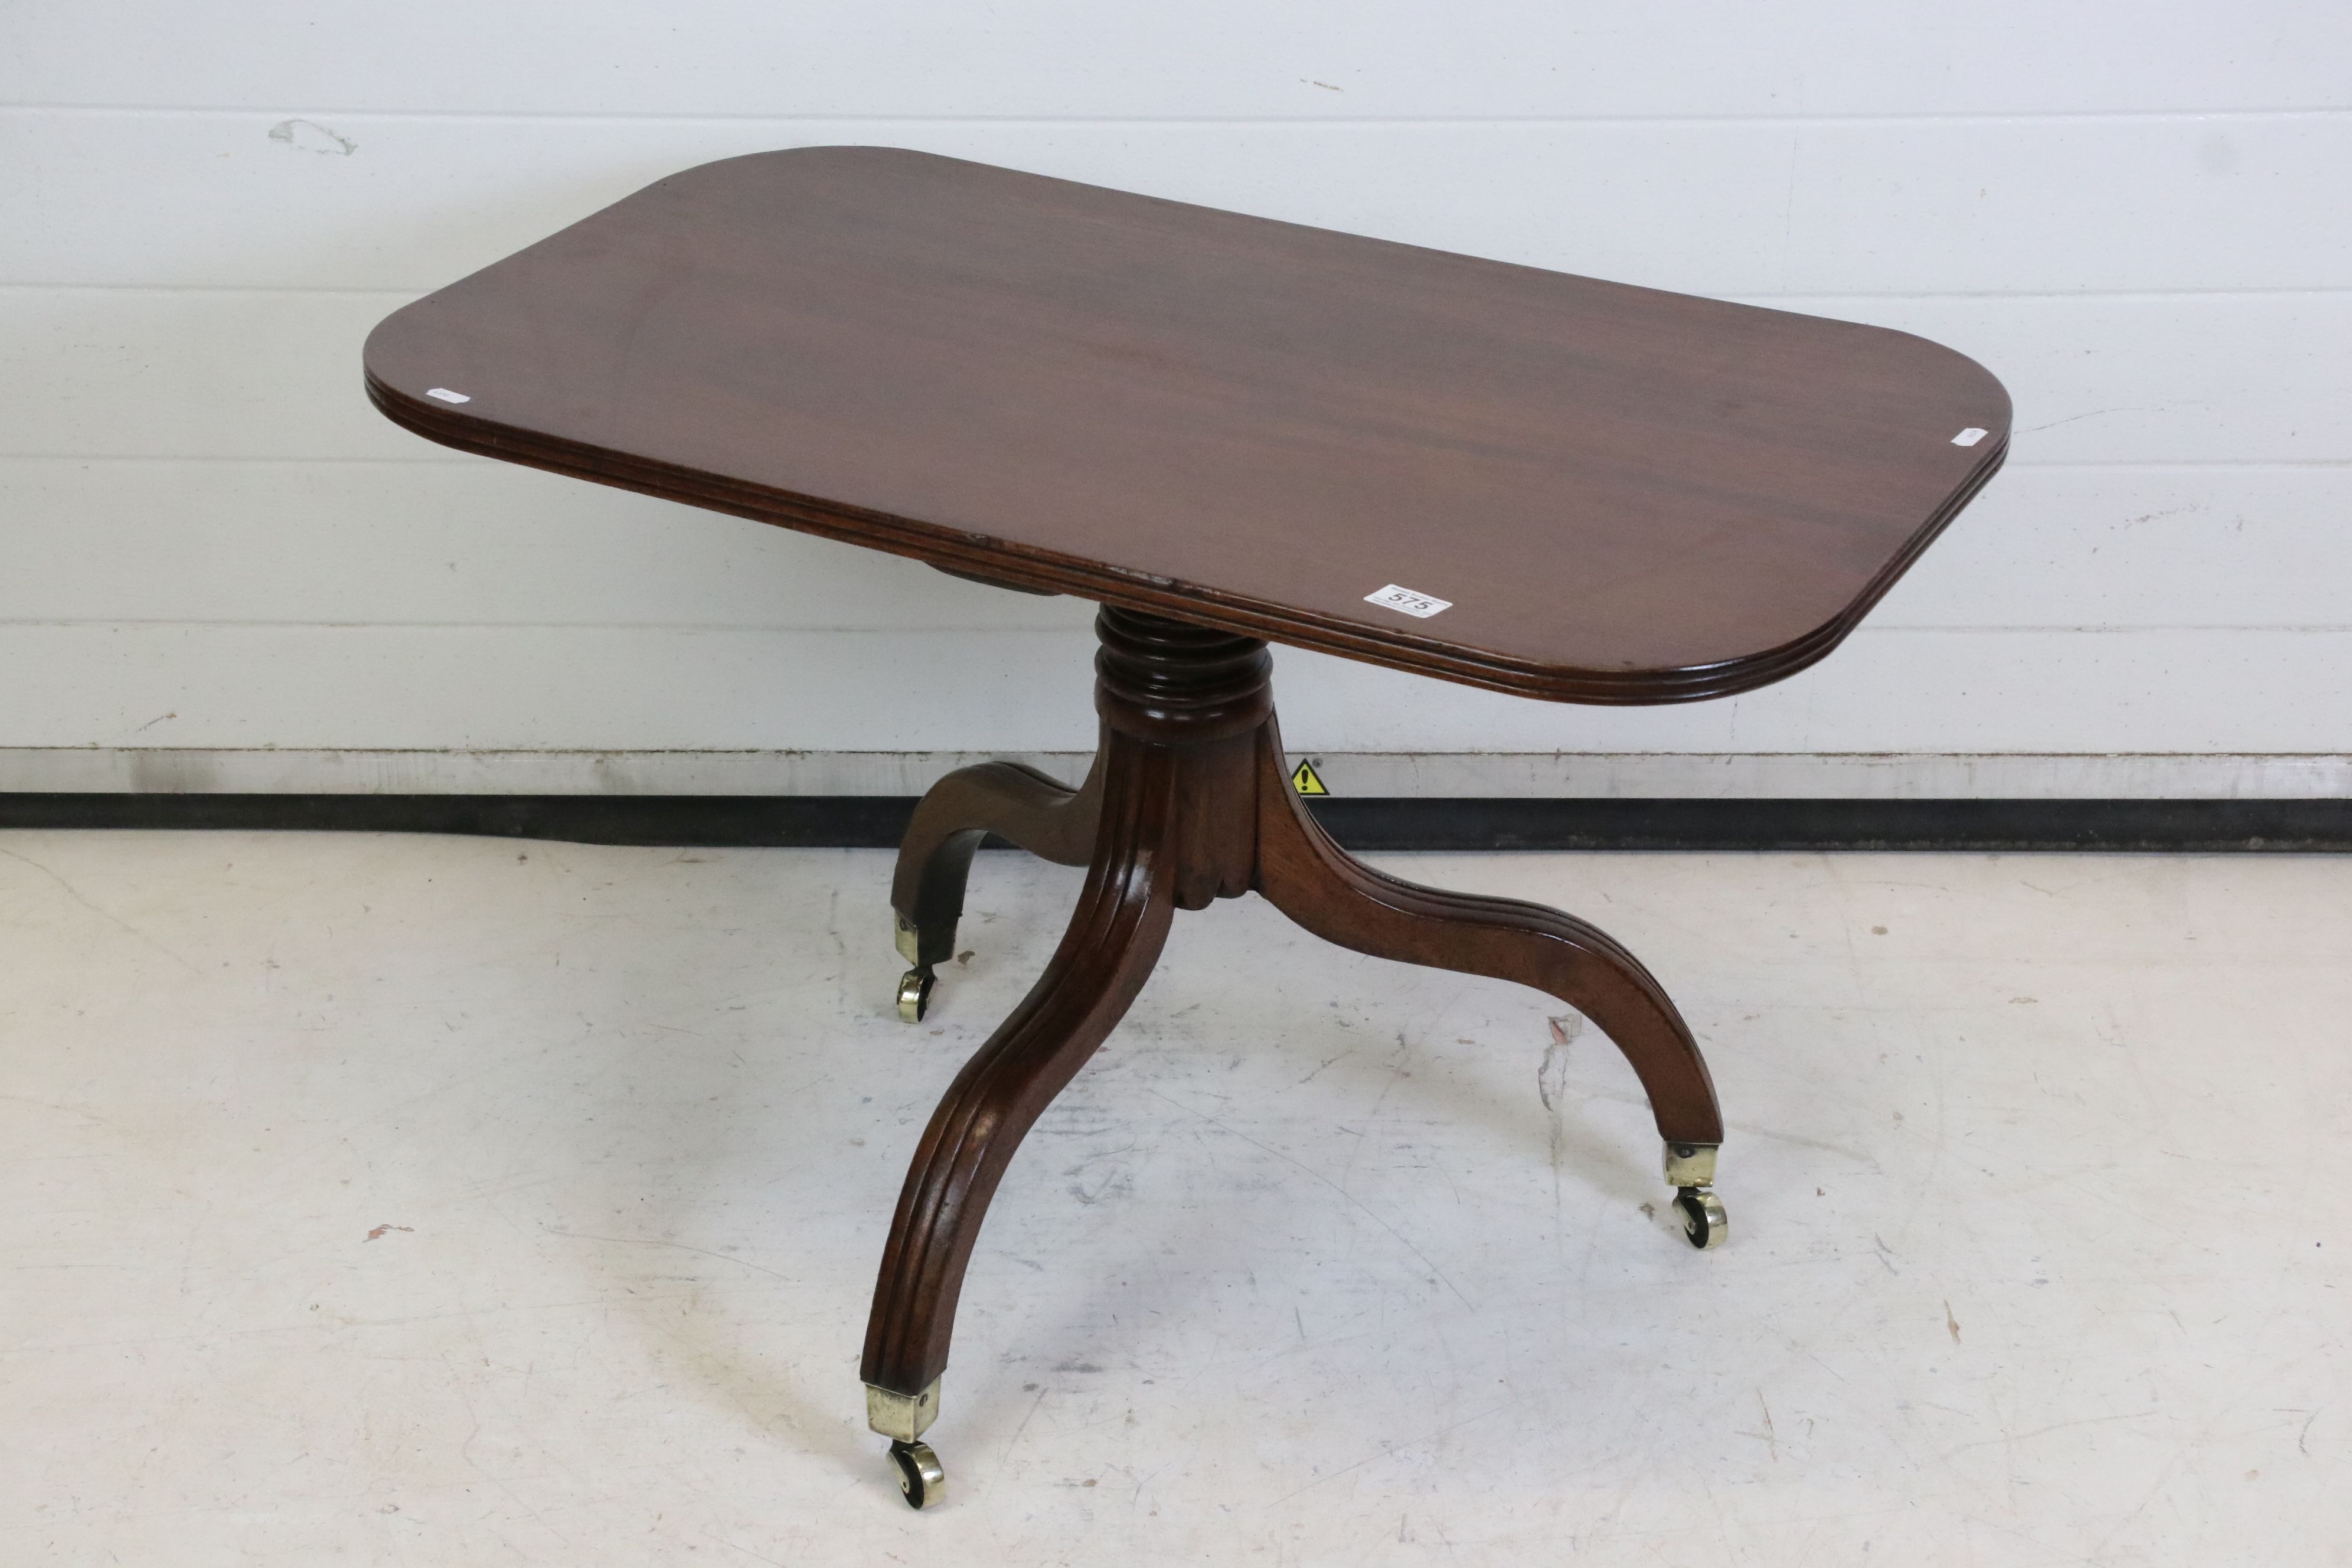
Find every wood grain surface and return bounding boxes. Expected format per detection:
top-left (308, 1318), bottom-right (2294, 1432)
top-left (365, 146), bottom-right (2009, 703)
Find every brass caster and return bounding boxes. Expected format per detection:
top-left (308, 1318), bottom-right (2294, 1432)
top-left (893, 911), bottom-right (922, 965)
top-left (1675, 1185), bottom-right (1727, 1250)
top-left (890, 1439), bottom-right (945, 1509)
top-left (896, 966), bottom-right (935, 1024)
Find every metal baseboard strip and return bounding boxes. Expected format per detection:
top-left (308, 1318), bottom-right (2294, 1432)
top-left (0, 794), bottom-right (2346, 852)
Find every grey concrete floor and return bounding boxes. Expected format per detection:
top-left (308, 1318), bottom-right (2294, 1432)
top-left (2, 831), bottom-right (2346, 1565)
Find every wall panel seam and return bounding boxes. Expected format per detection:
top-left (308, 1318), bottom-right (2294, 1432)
top-left (15, 283), bottom-right (2352, 302)
top-left (9, 104), bottom-right (2352, 125)
top-left (9, 455), bottom-right (2347, 471)
top-left (1, 621), bottom-right (2347, 636)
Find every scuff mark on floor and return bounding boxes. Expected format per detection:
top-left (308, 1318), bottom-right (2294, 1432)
top-left (268, 118), bottom-right (358, 155)
top-left (0, 845), bottom-right (205, 974)
top-left (1538, 1013), bottom-right (1581, 1116)
top-left (1538, 1012), bottom-right (1583, 1221)
top-left (1538, 1014), bottom-right (1582, 1145)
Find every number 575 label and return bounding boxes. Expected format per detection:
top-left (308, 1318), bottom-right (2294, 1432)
top-left (1363, 583), bottom-right (1453, 618)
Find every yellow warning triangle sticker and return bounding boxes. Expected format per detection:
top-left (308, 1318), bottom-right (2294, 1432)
top-left (1289, 759), bottom-right (1330, 796)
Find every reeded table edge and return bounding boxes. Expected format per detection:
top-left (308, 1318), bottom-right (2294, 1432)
top-left (366, 370), bottom-right (2007, 707)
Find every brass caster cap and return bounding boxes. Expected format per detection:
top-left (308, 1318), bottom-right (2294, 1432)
top-left (890, 1439), bottom-right (945, 1509)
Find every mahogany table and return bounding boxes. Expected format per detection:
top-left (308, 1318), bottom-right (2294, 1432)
top-left (365, 146), bottom-right (2010, 1509)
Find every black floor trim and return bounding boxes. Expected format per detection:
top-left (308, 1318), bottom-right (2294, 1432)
top-left (2, 793), bottom-right (2346, 851)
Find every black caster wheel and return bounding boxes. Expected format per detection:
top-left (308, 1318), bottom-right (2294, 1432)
top-left (1675, 1185), bottom-right (1727, 1250)
top-left (896, 966), bottom-right (935, 1024)
top-left (890, 1439), bottom-right (945, 1509)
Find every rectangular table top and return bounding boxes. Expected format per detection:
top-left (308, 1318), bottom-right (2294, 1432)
top-left (365, 147), bottom-right (2009, 704)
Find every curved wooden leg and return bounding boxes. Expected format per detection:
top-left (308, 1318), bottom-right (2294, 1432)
top-left (888, 750), bottom-right (1104, 1018)
top-left (1252, 722), bottom-right (1724, 1156)
top-left (862, 734), bottom-right (1177, 1436)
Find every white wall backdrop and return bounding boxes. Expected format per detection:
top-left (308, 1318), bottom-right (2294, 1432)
top-left (4, 3), bottom-right (2348, 798)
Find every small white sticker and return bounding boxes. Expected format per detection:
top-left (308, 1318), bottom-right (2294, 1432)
top-left (1364, 584), bottom-right (1452, 619)
top-left (426, 387), bottom-right (472, 404)
top-left (1951, 426), bottom-right (1988, 446)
